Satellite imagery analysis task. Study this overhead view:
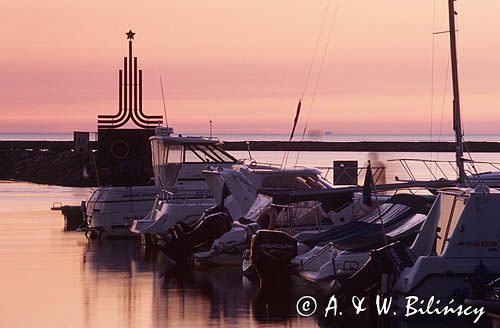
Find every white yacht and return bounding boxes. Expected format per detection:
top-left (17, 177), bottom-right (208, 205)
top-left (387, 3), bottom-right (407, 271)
top-left (326, 1), bottom-right (500, 314)
top-left (390, 186), bottom-right (500, 304)
top-left (381, 0), bottom-right (500, 307)
top-left (85, 185), bottom-right (161, 237)
top-left (83, 126), bottom-right (174, 238)
top-left (202, 162), bottom-right (348, 223)
top-left (190, 164), bottom-right (359, 266)
top-left (129, 132), bottom-right (237, 240)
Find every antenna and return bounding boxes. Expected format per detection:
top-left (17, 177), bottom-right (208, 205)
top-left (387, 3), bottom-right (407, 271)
top-left (209, 120), bottom-right (213, 138)
top-left (246, 141), bottom-right (253, 160)
top-left (160, 76), bottom-right (168, 128)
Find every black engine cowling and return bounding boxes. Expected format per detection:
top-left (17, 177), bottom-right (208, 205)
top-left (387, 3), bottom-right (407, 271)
top-left (160, 207), bottom-right (232, 262)
top-left (251, 230), bottom-right (297, 285)
top-left (171, 205), bottom-right (226, 236)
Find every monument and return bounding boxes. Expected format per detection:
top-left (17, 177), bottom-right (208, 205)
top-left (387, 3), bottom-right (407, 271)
top-left (97, 30), bottom-right (163, 185)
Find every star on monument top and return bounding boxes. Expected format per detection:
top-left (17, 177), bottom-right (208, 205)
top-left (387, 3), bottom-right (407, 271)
top-left (126, 30), bottom-right (135, 40)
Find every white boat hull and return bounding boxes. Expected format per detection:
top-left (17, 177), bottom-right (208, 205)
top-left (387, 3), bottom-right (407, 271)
top-left (86, 186), bottom-right (160, 237)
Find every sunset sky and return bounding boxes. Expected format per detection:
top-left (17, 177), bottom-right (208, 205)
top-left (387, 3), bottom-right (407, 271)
top-left (2, 1), bottom-right (500, 134)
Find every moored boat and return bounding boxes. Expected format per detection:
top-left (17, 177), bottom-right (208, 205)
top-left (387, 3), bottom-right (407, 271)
top-left (130, 132), bottom-right (237, 241)
top-left (85, 185), bottom-right (161, 238)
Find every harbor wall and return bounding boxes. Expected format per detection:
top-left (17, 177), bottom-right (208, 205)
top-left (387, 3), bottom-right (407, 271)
top-left (2, 140), bottom-right (500, 187)
top-left (3, 140), bottom-right (500, 152)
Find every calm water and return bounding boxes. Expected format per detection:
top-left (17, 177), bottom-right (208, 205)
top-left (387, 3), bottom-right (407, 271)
top-left (0, 181), bottom-right (322, 328)
top-left (1, 178), bottom-right (493, 328)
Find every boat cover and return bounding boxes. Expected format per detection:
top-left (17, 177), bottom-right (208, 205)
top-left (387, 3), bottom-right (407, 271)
top-left (298, 194), bottom-right (433, 248)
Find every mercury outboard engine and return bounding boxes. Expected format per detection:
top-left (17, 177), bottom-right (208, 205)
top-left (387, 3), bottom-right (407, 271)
top-left (251, 230), bottom-right (297, 287)
top-left (159, 206), bottom-right (232, 262)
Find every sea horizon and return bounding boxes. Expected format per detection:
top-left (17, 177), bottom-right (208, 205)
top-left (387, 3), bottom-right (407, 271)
top-left (1, 132), bottom-right (500, 143)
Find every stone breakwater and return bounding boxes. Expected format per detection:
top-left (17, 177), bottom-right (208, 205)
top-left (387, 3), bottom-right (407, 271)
top-left (0, 149), bottom-right (97, 187)
top-left (222, 141), bottom-right (500, 152)
top-left (0, 149), bottom-right (152, 187)
top-left (2, 140), bottom-right (500, 187)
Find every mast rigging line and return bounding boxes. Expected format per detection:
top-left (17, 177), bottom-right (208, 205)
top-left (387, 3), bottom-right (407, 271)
top-left (160, 76), bottom-right (168, 128)
top-left (436, 57), bottom-right (450, 150)
top-left (300, 0), bottom-right (334, 101)
top-left (281, 0), bottom-right (335, 167)
top-left (293, 0), bottom-right (341, 168)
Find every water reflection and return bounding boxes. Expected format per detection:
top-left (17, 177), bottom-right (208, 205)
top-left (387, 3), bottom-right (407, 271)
top-left (82, 239), bottom-right (152, 272)
top-left (5, 180), bottom-right (490, 327)
top-left (80, 238), bottom-right (318, 328)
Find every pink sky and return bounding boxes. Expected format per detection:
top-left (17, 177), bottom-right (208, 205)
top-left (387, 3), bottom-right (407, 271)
top-left (2, 1), bottom-right (500, 134)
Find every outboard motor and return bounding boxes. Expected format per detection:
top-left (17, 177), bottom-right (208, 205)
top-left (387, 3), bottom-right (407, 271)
top-left (465, 272), bottom-right (500, 317)
top-left (171, 205), bottom-right (226, 235)
top-left (251, 230), bottom-right (297, 288)
top-left (160, 206), bottom-right (232, 262)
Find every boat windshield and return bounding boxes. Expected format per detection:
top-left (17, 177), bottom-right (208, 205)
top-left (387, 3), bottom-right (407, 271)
top-left (151, 139), bottom-right (236, 188)
top-left (183, 144), bottom-right (236, 163)
top-left (151, 139), bottom-right (235, 166)
top-left (435, 191), bottom-right (467, 255)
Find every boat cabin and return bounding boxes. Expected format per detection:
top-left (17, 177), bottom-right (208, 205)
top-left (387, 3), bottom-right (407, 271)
top-left (393, 185), bottom-right (500, 298)
top-left (150, 135), bottom-right (237, 190)
top-left (411, 186), bottom-right (500, 259)
top-left (232, 163), bottom-right (333, 191)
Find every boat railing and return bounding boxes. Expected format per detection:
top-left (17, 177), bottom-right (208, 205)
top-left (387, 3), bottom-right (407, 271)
top-left (239, 158), bottom-right (309, 170)
top-left (238, 159), bottom-right (386, 186)
top-left (387, 158), bottom-right (500, 182)
top-left (158, 188), bottom-right (213, 203)
top-left (319, 165), bottom-right (386, 186)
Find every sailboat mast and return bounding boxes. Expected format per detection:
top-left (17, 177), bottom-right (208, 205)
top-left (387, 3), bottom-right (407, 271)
top-left (447, 0), bottom-right (465, 183)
